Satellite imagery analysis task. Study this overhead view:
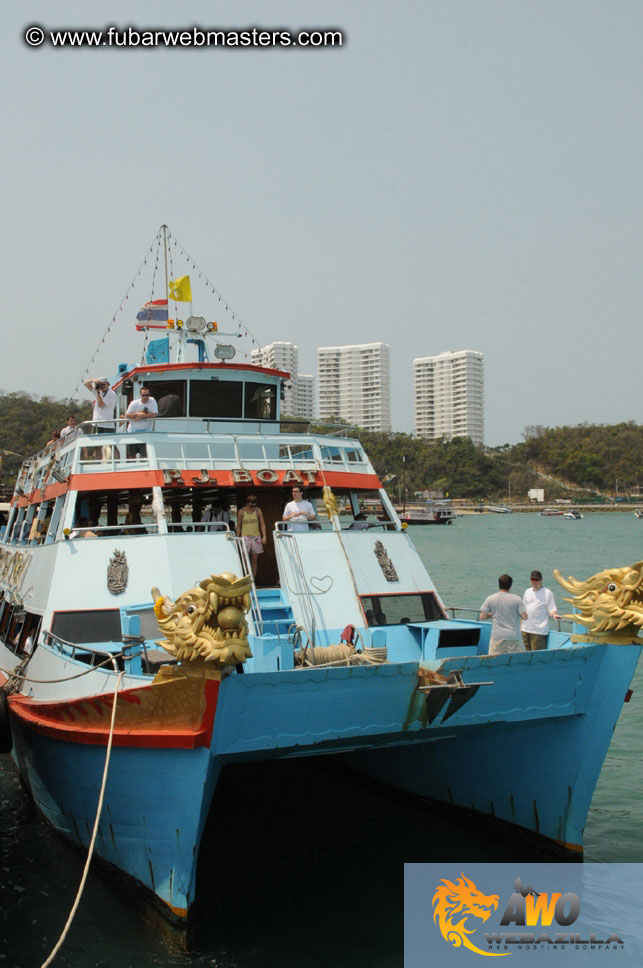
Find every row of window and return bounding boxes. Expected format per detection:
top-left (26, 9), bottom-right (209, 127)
top-left (121, 379), bottom-right (278, 421)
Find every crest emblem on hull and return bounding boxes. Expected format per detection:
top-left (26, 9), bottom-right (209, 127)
top-left (107, 549), bottom-right (129, 595)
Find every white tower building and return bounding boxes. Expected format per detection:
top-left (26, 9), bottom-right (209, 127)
top-left (414, 350), bottom-right (484, 445)
top-left (316, 343), bottom-right (391, 431)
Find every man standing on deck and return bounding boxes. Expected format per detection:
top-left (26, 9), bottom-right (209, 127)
top-left (480, 574), bottom-right (527, 655)
top-left (521, 569), bottom-right (561, 651)
top-left (125, 387), bottom-right (158, 432)
top-left (83, 378), bottom-right (116, 432)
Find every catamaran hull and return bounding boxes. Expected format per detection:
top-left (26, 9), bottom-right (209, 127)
top-left (4, 640), bottom-right (640, 921)
top-left (346, 642), bottom-right (641, 854)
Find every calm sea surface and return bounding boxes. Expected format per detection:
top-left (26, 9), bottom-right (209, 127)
top-left (1, 512), bottom-right (642, 967)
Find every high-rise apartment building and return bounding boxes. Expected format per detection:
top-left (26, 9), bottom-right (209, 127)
top-left (251, 341), bottom-right (314, 419)
top-left (295, 373), bottom-right (314, 420)
top-left (414, 350), bottom-right (484, 445)
top-left (317, 343), bottom-right (391, 431)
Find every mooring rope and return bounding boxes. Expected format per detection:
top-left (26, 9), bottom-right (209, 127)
top-left (0, 654), bottom-right (124, 687)
top-left (39, 670), bottom-right (125, 968)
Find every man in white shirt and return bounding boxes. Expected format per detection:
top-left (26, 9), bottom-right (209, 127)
top-left (480, 574), bottom-right (528, 655)
top-left (522, 569), bottom-right (560, 651)
top-left (282, 486), bottom-right (316, 531)
top-left (60, 415), bottom-right (77, 439)
top-left (126, 387), bottom-right (158, 432)
top-left (84, 378), bottom-right (116, 432)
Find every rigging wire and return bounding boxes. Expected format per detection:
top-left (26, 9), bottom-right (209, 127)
top-left (72, 224), bottom-right (266, 391)
top-left (72, 227), bottom-right (163, 397)
top-left (166, 227), bottom-right (263, 358)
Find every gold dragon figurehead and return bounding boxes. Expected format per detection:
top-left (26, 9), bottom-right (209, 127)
top-left (432, 874), bottom-right (507, 958)
top-left (153, 572), bottom-right (253, 668)
top-left (554, 560), bottom-right (643, 643)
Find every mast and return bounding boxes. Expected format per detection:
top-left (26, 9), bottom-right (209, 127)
top-left (162, 223), bottom-right (185, 362)
top-left (162, 224), bottom-right (169, 297)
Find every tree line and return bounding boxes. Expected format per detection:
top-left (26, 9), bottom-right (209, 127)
top-left (0, 391), bottom-right (91, 495)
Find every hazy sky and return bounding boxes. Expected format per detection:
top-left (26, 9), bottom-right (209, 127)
top-left (2, 1), bottom-right (642, 445)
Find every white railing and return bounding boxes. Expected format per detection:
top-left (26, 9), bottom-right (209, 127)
top-left (274, 532), bottom-right (321, 647)
top-left (227, 533), bottom-right (263, 635)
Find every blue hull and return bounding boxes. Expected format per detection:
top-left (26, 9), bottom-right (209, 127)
top-left (7, 640), bottom-right (640, 921)
top-left (10, 723), bottom-right (219, 919)
top-left (345, 643), bottom-right (642, 851)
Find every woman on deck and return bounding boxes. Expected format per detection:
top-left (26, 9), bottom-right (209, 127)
top-left (237, 493), bottom-right (267, 579)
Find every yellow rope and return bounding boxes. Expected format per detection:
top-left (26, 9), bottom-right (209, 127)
top-left (39, 670), bottom-right (125, 968)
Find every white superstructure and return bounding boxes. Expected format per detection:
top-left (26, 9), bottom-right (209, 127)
top-left (414, 350), bottom-right (484, 445)
top-left (317, 342), bottom-right (391, 431)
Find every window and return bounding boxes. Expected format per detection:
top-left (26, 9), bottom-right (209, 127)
top-left (244, 382), bottom-right (276, 420)
top-left (360, 593), bottom-right (445, 626)
top-left (51, 609), bottom-right (122, 644)
top-left (190, 380), bottom-right (242, 418)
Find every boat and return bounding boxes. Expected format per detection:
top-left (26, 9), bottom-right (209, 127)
top-left (563, 509), bottom-right (583, 520)
top-left (484, 504), bottom-right (513, 513)
top-left (634, 509), bottom-right (643, 519)
top-left (540, 508), bottom-right (565, 516)
top-left (1, 228), bottom-right (642, 928)
top-left (400, 505), bottom-right (454, 525)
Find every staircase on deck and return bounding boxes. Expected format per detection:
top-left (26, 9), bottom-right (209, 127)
top-left (255, 587), bottom-right (295, 639)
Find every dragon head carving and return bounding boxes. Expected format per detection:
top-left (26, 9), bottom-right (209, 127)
top-left (432, 874), bottom-right (506, 957)
top-left (554, 560), bottom-right (643, 641)
top-left (153, 572), bottom-right (253, 667)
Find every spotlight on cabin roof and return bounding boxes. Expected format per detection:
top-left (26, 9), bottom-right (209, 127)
top-left (185, 316), bottom-right (207, 333)
top-left (214, 344), bottom-right (236, 361)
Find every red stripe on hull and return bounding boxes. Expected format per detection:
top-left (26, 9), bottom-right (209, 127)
top-left (7, 677), bottom-right (219, 749)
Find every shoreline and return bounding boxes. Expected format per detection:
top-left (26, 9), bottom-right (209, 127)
top-left (395, 504), bottom-right (641, 515)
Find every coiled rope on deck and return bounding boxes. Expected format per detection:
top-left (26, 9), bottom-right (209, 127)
top-left (39, 670), bottom-right (125, 968)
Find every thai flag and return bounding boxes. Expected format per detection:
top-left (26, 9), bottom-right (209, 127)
top-left (136, 299), bottom-right (168, 329)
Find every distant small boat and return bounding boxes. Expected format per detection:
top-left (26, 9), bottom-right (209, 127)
top-left (634, 508), bottom-right (643, 519)
top-left (485, 504), bottom-right (513, 514)
top-left (541, 508), bottom-right (565, 516)
top-left (563, 509), bottom-right (583, 520)
top-left (400, 506), bottom-right (454, 525)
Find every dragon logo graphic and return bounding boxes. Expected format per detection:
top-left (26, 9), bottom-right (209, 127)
top-left (433, 874), bottom-right (508, 958)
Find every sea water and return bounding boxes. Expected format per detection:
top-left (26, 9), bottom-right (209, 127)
top-left (0, 513), bottom-right (641, 966)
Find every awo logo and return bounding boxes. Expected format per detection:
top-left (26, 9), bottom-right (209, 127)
top-left (432, 874), bottom-right (625, 957)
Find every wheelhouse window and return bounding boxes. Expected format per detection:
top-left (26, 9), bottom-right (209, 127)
top-left (189, 380), bottom-right (243, 418)
top-left (153, 381), bottom-right (187, 417)
top-left (244, 382), bottom-right (276, 420)
top-left (360, 593), bottom-right (445, 626)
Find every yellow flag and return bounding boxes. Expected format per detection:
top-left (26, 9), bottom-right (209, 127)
top-left (168, 275), bottom-right (192, 302)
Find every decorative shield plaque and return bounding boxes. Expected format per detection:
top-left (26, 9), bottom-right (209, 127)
top-left (107, 550), bottom-right (129, 595)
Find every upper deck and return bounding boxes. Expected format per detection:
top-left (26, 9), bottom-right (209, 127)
top-left (11, 422), bottom-right (379, 501)
top-left (9, 359), bottom-right (382, 502)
